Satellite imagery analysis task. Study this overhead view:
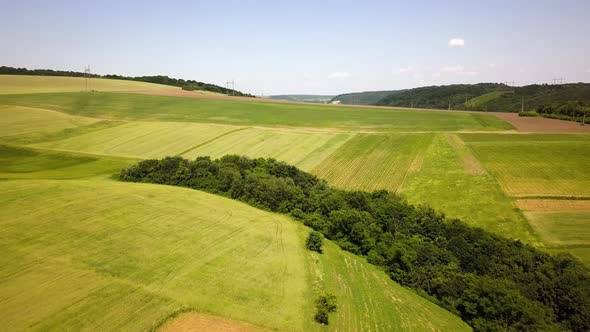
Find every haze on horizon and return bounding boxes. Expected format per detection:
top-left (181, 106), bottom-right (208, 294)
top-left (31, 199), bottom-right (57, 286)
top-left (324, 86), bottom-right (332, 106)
top-left (1, 0), bottom-right (589, 95)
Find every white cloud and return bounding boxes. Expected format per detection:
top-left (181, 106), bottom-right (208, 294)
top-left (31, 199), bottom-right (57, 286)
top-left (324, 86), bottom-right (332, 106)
top-left (488, 63), bottom-right (496, 68)
top-left (586, 68), bottom-right (590, 73)
top-left (441, 65), bottom-right (478, 76)
top-left (394, 66), bottom-right (413, 74)
top-left (448, 38), bottom-right (465, 47)
top-left (328, 71), bottom-right (351, 79)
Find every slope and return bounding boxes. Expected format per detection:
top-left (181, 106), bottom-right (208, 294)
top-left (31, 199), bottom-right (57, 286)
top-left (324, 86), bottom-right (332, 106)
top-left (0, 147), bottom-right (470, 332)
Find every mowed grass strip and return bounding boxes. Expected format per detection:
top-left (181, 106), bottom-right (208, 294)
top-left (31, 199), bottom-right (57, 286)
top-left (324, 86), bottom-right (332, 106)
top-left (0, 180), bottom-right (308, 331)
top-left (460, 134), bottom-right (590, 197)
top-left (183, 128), bottom-right (353, 171)
top-left (312, 134), bottom-right (433, 191)
top-left (0, 75), bottom-right (177, 94)
top-left (34, 121), bottom-right (242, 159)
top-left (400, 134), bottom-right (537, 244)
top-left (0, 92), bottom-right (514, 132)
top-left (0, 105), bottom-right (98, 137)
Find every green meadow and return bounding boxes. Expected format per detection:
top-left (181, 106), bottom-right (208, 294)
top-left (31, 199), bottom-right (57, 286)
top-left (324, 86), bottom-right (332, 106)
top-left (0, 91), bottom-right (513, 132)
top-left (2, 76), bottom-right (590, 331)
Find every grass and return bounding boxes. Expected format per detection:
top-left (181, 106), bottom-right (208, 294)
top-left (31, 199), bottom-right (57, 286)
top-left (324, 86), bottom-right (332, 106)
top-left (0, 145), bottom-right (133, 180)
top-left (400, 134), bottom-right (538, 243)
top-left (0, 92), bottom-right (514, 132)
top-left (307, 241), bottom-right (470, 332)
top-left (465, 91), bottom-right (510, 108)
top-left (0, 105), bottom-right (98, 137)
top-left (0, 147), bottom-right (469, 331)
top-left (184, 128), bottom-right (353, 171)
top-left (312, 134), bottom-right (433, 191)
top-left (460, 134), bottom-right (590, 197)
top-left (523, 212), bottom-right (590, 247)
top-left (0, 75), bottom-right (177, 94)
top-left (34, 121), bottom-right (243, 159)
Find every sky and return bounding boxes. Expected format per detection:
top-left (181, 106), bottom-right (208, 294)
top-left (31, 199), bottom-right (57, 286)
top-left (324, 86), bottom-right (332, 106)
top-left (1, 0), bottom-right (589, 95)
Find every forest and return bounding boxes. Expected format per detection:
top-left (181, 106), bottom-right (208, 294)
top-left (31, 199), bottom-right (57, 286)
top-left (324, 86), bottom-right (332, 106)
top-left (119, 155), bottom-right (590, 332)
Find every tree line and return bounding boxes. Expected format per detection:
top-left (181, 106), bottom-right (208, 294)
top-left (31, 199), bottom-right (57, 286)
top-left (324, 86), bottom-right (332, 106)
top-left (119, 156), bottom-right (590, 332)
top-left (520, 101), bottom-right (588, 124)
top-left (0, 65), bottom-right (254, 97)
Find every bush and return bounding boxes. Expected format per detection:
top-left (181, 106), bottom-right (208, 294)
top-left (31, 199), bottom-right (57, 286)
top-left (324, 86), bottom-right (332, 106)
top-left (314, 293), bottom-right (337, 325)
top-left (306, 231), bottom-right (323, 253)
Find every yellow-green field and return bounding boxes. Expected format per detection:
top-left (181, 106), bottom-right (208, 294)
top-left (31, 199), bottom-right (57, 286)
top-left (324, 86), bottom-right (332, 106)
top-left (0, 105), bottom-right (98, 137)
top-left (184, 128), bottom-right (353, 171)
top-left (0, 147), bottom-right (469, 331)
top-left (0, 75), bottom-right (178, 94)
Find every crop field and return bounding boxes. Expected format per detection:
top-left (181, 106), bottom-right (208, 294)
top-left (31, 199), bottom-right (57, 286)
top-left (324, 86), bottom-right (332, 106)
top-left (0, 75), bottom-right (178, 94)
top-left (399, 134), bottom-right (537, 243)
top-left (0, 147), bottom-right (469, 331)
top-left (0, 92), bottom-right (514, 132)
top-left (517, 199), bottom-right (590, 265)
top-left (0, 105), bottom-right (98, 137)
top-left (184, 128), bottom-right (353, 171)
top-left (312, 134), bottom-right (433, 192)
top-left (460, 134), bottom-right (590, 197)
top-left (34, 121), bottom-right (244, 159)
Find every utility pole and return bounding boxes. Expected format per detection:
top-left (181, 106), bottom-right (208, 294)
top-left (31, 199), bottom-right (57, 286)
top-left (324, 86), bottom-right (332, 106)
top-left (582, 110), bottom-right (586, 126)
top-left (521, 96), bottom-right (524, 113)
top-left (448, 99), bottom-right (451, 111)
top-left (84, 65), bottom-right (91, 92)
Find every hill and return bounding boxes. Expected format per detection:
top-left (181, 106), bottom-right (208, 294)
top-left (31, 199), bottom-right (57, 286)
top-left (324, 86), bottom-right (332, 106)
top-left (329, 90), bottom-right (402, 105)
top-left (375, 83), bottom-right (590, 112)
top-left (0, 91), bottom-right (513, 132)
top-left (0, 145), bottom-right (470, 332)
top-left (268, 95), bottom-right (334, 103)
top-left (0, 66), bottom-right (253, 96)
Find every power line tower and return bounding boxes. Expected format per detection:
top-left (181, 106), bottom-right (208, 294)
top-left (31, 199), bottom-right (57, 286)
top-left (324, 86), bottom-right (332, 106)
top-left (84, 65), bottom-right (91, 92)
top-left (225, 80), bottom-right (235, 95)
top-left (552, 78), bottom-right (565, 85)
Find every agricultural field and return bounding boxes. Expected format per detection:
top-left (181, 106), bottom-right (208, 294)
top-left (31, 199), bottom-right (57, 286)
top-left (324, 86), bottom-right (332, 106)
top-left (460, 134), bottom-right (590, 197)
top-left (0, 75), bottom-right (178, 94)
top-left (34, 121), bottom-right (244, 159)
top-left (0, 105), bottom-right (98, 137)
top-left (183, 128), bottom-right (353, 172)
top-left (312, 134), bottom-right (433, 192)
top-left (0, 91), bottom-right (514, 132)
top-left (0, 149), bottom-right (469, 331)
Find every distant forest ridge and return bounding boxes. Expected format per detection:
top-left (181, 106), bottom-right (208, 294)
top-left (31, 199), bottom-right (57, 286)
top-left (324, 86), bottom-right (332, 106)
top-left (0, 66), bottom-right (254, 97)
top-left (332, 83), bottom-right (590, 113)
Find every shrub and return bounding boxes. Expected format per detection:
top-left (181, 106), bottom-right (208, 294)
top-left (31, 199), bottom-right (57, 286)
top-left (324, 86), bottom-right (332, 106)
top-left (314, 293), bottom-right (337, 325)
top-left (306, 231), bottom-right (323, 253)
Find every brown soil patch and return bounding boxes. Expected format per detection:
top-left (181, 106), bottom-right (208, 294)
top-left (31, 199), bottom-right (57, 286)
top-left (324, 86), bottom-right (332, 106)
top-left (492, 112), bottom-right (590, 133)
top-left (517, 199), bottom-right (590, 212)
top-left (159, 313), bottom-right (272, 332)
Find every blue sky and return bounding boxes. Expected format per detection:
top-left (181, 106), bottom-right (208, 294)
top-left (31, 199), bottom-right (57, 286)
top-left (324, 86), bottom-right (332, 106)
top-left (1, 0), bottom-right (589, 95)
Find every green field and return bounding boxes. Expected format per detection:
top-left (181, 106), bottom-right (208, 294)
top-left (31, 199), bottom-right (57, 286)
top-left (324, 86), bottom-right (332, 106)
top-left (460, 134), bottom-right (590, 197)
top-left (0, 75), bottom-right (177, 94)
top-left (0, 105), bottom-right (98, 137)
top-left (0, 147), bottom-right (469, 331)
top-left (312, 134), bottom-right (433, 192)
top-left (0, 92), bottom-right (514, 132)
top-left (184, 128), bottom-right (353, 171)
top-left (3, 77), bottom-right (590, 330)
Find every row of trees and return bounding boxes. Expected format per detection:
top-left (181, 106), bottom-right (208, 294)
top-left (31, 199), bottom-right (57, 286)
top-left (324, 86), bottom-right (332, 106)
top-left (119, 156), bottom-right (590, 332)
top-left (0, 66), bottom-right (254, 97)
top-left (532, 101), bottom-right (588, 123)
